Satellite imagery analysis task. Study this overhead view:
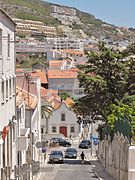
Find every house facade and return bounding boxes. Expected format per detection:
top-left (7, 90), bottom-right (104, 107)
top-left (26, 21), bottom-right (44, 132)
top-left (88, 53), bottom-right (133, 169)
top-left (48, 101), bottom-right (79, 138)
top-left (48, 69), bottom-right (85, 99)
top-left (16, 92), bottom-right (30, 179)
top-left (16, 72), bottom-right (41, 164)
top-left (0, 9), bottom-right (17, 179)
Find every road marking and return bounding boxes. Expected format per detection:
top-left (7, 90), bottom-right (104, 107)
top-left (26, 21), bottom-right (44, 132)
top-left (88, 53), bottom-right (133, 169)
top-left (36, 172), bottom-right (42, 180)
top-left (58, 168), bottom-right (77, 171)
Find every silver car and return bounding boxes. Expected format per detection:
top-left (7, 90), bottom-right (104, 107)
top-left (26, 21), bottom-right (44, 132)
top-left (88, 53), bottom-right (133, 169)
top-left (49, 150), bottom-right (64, 163)
top-left (65, 148), bottom-right (77, 159)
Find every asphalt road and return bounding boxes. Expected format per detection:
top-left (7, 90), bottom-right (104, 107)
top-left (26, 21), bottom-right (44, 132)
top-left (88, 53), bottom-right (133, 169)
top-left (36, 144), bottom-right (99, 180)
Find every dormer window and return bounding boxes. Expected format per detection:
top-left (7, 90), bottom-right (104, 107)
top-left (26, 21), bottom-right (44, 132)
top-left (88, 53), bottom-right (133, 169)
top-left (61, 113), bottom-right (65, 121)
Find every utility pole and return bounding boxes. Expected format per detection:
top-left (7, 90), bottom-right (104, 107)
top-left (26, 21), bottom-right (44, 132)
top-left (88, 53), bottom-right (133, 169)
top-left (24, 72), bottom-right (33, 180)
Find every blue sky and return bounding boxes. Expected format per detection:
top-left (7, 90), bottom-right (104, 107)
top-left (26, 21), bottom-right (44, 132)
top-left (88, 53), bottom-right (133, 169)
top-left (44, 0), bottom-right (135, 28)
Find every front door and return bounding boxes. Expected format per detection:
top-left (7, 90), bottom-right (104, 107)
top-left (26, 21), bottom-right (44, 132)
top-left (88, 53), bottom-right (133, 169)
top-left (60, 126), bottom-right (67, 137)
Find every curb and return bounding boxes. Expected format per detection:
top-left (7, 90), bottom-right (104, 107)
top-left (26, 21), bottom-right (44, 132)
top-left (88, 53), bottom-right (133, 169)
top-left (89, 160), bottom-right (101, 180)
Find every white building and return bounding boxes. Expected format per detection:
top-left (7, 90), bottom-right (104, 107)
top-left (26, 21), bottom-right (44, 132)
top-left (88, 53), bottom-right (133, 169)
top-left (0, 9), bottom-right (16, 179)
top-left (16, 92), bottom-right (30, 179)
top-left (48, 69), bottom-right (85, 99)
top-left (16, 73), bottom-right (41, 164)
top-left (48, 101), bottom-right (79, 138)
top-left (46, 37), bottom-right (84, 51)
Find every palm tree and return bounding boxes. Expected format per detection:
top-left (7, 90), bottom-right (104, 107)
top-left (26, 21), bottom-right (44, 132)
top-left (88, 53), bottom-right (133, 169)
top-left (41, 103), bottom-right (54, 119)
top-left (41, 100), bottom-right (54, 134)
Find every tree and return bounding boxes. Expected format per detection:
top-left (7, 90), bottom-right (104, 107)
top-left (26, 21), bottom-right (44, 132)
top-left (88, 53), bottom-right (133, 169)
top-left (59, 92), bottom-right (70, 100)
top-left (74, 42), bottom-right (135, 139)
top-left (76, 43), bottom-right (128, 118)
top-left (41, 100), bottom-right (54, 119)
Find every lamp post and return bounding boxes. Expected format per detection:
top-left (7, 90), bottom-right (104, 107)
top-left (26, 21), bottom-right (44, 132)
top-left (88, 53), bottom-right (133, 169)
top-left (85, 115), bottom-right (96, 156)
top-left (77, 115), bottom-right (83, 141)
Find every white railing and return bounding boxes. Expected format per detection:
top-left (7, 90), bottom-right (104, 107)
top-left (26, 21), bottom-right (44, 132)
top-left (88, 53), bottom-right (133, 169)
top-left (18, 128), bottom-right (30, 151)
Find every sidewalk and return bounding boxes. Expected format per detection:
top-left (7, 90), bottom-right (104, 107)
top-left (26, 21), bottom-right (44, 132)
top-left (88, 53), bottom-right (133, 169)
top-left (89, 156), bottom-right (115, 180)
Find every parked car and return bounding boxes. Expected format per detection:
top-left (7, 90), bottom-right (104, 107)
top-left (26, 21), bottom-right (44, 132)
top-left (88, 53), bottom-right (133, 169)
top-left (79, 140), bottom-right (91, 149)
top-left (49, 150), bottom-right (64, 163)
top-left (51, 137), bottom-right (71, 147)
top-left (65, 148), bottom-right (77, 158)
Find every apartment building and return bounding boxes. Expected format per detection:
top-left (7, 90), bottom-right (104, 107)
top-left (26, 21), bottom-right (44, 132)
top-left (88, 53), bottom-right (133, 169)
top-left (51, 6), bottom-right (76, 16)
top-left (13, 18), bottom-right (57, 37)
top-left (0, 9), bottom-right (17, 179)
top-left (46, 37), bottom-right (84, 50)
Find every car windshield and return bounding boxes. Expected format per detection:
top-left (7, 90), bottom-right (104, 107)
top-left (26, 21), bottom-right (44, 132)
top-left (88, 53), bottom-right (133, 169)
top-left (81, 140), bottom-right (89, 143)
top-left (66, 148), bottom-right (76, 152)
top-left (51, 151), bottom-right (62, 155)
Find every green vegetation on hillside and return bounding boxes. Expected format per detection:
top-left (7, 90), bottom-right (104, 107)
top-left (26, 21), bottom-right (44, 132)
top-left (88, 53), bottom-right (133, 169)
top-left (0, 0), bottom-right (60, 25)
top-left (1, 0), bottom-right (135, 40)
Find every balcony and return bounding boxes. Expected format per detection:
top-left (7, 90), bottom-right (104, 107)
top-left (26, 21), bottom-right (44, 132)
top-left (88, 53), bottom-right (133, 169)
top-left (18, 128), bottom-right (30, 151)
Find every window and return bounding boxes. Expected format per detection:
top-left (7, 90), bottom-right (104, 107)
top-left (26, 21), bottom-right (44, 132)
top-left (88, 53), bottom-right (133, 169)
top-left (13, 125), bottom-right (17, 142)
top-left (13, 78), bottom-right (15, 95)
top-left (41, 127), bottom-right (44, 134)
top-left (8, 34), bottom-right (10, 57)
top-left (70, 126), bottom-right (75, 133)
top-left (61, 113), bottom-right (65, 121)
top-left (9, 79), bottom-right (12, 97)
top-left (52, 126), bottom-right (56, 133)
top-left (6, 80), bottom-right (8, 99)
top-left (0, 29), bottom-right (2, 55)
top-left (2, 81), bottom-right (4, 102)
top-left (20, 107), bottom-right (24, 124)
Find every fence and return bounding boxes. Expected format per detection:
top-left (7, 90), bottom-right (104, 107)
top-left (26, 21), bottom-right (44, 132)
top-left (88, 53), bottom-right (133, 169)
top-left (98, 132), bottom-right (130, 180)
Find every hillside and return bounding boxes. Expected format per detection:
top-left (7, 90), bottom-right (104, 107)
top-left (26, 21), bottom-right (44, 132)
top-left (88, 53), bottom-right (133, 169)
top-left (0, 0), bottom-right (135, 40)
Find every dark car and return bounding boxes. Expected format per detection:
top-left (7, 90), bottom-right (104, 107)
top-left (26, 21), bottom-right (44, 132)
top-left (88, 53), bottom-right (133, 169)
top-left (51, 137), bottom-right (71, 147)
top-left (65, 148), bottom-right (77, 158)
top-left (79, 140), bottom-right (91, 149)
top-left (49, 150), bottom-right (64, 163)
top-left (59, 138), bottom-right (71, 147)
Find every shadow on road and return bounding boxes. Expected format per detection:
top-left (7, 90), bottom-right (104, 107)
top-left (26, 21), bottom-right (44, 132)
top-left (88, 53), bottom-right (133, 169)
top-left (64, 159), bottom-right (90, 165)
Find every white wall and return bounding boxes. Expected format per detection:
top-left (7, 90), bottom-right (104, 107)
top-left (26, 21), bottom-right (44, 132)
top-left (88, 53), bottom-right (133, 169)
top-left (98, 133), bottom-right (130, 180)
top-left (0, 9), bottom-right (16, 178)
top-left (48, 102), bottom-right (79, 137)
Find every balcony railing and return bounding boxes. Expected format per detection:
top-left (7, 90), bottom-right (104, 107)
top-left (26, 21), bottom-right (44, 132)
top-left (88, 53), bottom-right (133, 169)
top-left (18, 128), bottom-right (30, 151)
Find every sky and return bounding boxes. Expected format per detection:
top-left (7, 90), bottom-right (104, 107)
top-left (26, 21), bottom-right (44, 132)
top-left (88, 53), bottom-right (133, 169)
top-left (44, 0), bottom-right (135, 28)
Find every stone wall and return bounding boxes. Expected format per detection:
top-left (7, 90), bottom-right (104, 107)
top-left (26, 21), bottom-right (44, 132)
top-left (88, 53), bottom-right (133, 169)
top-left (98, 133), bottom-right (130, 180)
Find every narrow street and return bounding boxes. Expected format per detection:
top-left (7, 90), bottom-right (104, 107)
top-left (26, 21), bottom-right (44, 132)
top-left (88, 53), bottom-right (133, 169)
top-left (34, 144), bottom-right (99, 180)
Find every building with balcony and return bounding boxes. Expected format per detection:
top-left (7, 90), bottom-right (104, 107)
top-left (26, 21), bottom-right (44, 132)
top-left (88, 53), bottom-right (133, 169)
top-left (48, 69), bottom-right (85, 99)
top-left (13, 18), bottom-right (57, 37)
top-left (16, 92), bottom-right (30, 179)
top-left (0, 9), bottom-right (16, 179)
top-left (16, 71), bottom-right (41, 164)
top-left (46, 37), bottom-right (84, 51)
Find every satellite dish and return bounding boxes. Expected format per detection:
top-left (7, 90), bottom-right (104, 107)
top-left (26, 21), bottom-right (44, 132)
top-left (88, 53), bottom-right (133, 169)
top-left (35, 141), bottom-right (42, 149)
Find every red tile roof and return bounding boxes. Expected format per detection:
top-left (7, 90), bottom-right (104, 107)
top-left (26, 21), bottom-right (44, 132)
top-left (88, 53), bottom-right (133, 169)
top-left (48, 69), bottom-right (78, 79)
top-left (16, 87), bottom-right (38, 109)
top-left (16, 68), bottom-right (48, 84)
top-left (61, 49), bottom-right (84, 55)
top-left (49, 60), bottom-right (65, 68)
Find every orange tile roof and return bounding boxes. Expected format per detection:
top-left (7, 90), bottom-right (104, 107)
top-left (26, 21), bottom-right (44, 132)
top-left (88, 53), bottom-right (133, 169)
top-left (41, 87), bottom-right (61, 106)
top-left (61, 49), bottom-right (84, 55)
top-left (16, 68), bottom-right (48, 84)
top-left (49, 60), bottom-right (65, 69)
top-left (64, 97), bottom-right (75, 108)
top-left (31, 69), bottom-right (48, 84)
top-left (48, 69), bottom-right (78, 79)
top-left (16, 87), bottom-right (38, 109)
